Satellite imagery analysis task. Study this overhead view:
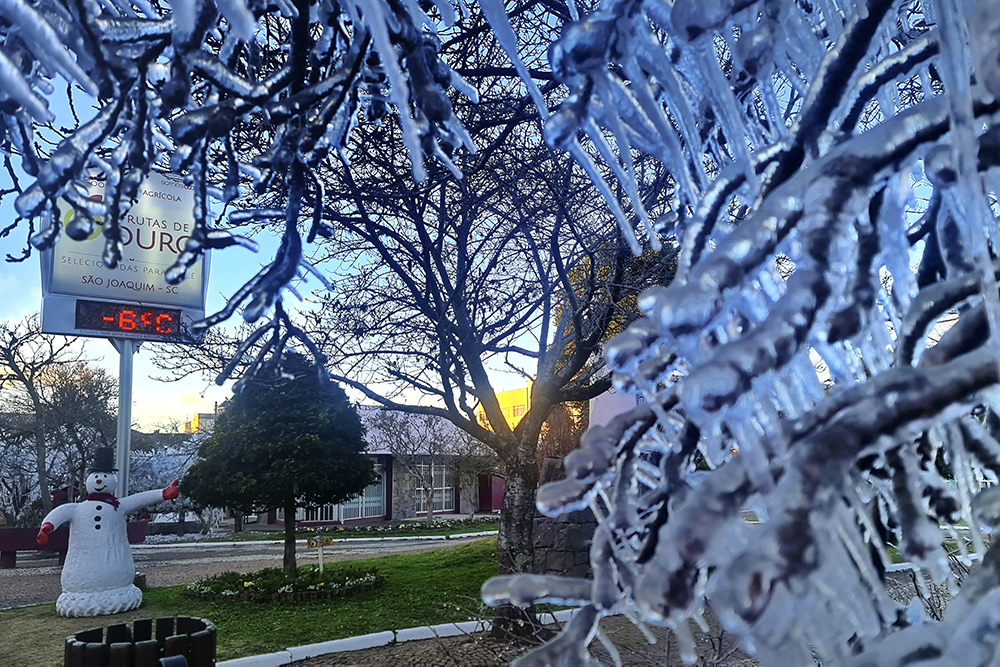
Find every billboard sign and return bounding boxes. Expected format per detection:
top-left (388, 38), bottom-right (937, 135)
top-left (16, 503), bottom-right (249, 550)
top-left (40, 172), bottom-right (209, 340)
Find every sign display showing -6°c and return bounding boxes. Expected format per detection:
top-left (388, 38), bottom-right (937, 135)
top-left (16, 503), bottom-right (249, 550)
top-left (40, 172), bottom-right (210, 342)
top-left (75, 300), bottom-right (182, 338)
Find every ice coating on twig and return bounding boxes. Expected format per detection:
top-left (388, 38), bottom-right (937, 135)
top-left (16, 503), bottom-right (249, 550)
top-left (2, 0), bottom-right (480, 380)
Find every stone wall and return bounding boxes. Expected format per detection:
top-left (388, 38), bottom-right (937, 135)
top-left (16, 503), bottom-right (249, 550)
top-left (532, 458), bottom-right (597, 578)
top-left (459, 484), bottom-right (478, 515)
top-left (390, 464), bottom-right (418, 520)
top-left (389, 460), bottom-right (477, 520)
top-left (532, 508), bottom-right (596, 578)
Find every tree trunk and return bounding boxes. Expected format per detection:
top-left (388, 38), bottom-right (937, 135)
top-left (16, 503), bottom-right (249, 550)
top-left (34, 427), bottom-right (52, 513)
top-left (283, 502), bottom-right (297, 578)
top-left (491, 451), bottom-right (544, 639)
top-left (425, 463), bottom-right (435, 524)
top-left (424, 486), bottom-right (435, 523)
top-left (234, 510), bottom-right (244, 533)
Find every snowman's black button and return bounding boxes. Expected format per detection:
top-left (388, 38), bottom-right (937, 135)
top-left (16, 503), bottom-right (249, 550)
top-left (95, 516), bottom-right (101, 521)
top-left (95, 524), bottom-right (101, 530)
top-left (96, 505), bottom-right (103, 510)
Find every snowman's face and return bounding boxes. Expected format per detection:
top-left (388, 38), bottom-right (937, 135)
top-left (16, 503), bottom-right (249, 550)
top-left (86, 471), bottom-right (118, 495)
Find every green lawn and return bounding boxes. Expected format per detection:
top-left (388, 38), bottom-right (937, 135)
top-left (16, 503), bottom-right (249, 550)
top-left (0, 538), bottom-right (499, 667)
top-left (206, 521), bottom-right (500, 542)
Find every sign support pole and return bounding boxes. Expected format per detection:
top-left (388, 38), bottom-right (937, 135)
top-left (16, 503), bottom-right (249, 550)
top-left (111, 338), bottom-right (138, 497)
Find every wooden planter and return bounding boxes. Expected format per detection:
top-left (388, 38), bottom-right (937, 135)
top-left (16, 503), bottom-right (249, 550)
top-left (64, 616), bottom-right (215, 667)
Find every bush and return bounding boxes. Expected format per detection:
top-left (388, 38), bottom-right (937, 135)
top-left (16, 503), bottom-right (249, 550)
top-left (184, 563), bottom-right (380, 602)
top-left (14, 500), bottom-right (44, 528)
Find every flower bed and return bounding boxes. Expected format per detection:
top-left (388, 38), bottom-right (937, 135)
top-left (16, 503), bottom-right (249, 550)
top-left (299, 516), bottom-right (498, 537)
top-left (183, 564), bottom-right (380, 603)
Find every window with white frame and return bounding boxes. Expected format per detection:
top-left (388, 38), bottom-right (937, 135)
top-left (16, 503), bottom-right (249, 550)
top-left (342, 465), bottom-right (386, 520)
top-left (412, 464), bottom-right (454, 513)
top-left (285, 464), bottom-right (385, 522)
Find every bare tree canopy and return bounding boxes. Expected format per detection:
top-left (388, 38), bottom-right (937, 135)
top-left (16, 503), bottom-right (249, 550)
top-left (0, 315), bottom-right (86, 513)
top-left (116, 0), bottom-right (675, 637)
top-left (0, 0), bottom-right (577, 357)
top-left (0, 318), bottom-right (115, 526)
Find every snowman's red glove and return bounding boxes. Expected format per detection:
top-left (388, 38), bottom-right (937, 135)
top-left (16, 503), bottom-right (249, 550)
top-left (37, 522), bottom-right (54, 546)
top-left (162, 480), bottom-right (180, 500)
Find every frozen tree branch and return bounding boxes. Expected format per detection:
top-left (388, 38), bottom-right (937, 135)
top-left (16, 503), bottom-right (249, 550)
top-left (474, 0), bottom-right (1000, 662)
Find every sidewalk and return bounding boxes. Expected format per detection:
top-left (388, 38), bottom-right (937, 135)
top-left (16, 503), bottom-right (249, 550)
top-left (225, 611), bottom-right (758, 667)
top-left (220, 613), bottom-right (570, 667)
top-left (141, 529), bottom-right (498, 549)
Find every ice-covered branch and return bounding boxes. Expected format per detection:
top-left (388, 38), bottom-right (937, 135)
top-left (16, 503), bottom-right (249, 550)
top-left (3, 0), bottom-right (482, 335)
top-left (487, 0), bottom-right (1000, 662)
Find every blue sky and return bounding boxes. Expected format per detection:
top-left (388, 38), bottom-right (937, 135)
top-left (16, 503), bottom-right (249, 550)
top-left (1, 227), bottom-right (528, 428)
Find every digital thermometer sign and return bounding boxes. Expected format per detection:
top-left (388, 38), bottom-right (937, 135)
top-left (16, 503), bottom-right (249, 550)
top-left (75, 299), bottom-right (181, 338)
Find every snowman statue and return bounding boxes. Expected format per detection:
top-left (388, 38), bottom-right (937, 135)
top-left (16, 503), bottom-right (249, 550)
top-left (36, 447), bottom-right (180, 617)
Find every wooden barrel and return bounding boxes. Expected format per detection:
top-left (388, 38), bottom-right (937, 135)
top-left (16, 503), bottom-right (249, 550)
top-left (64, 617), bottom-right (215, 667)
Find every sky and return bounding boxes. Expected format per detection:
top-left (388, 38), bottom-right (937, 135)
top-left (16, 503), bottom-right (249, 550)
top-left (0, 198), bottom-right (532, 430)
top-left (0, 89), bottom-right (278, 430)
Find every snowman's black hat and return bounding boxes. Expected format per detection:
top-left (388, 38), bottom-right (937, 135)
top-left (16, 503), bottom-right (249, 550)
top-left (89, 447), bottom-right (118, 473)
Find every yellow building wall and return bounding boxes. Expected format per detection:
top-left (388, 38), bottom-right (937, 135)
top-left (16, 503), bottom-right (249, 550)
top-left (183, 412), bottom-right (216, 434)
top-left (476, 383), bottom-right (531, 430)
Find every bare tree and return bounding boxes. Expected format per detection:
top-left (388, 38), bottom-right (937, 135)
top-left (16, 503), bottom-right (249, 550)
top-left (130, 431), bottom-right (204, 531)
top-left (0, 417), bottom-right (38, 524)
top-left (155, 146), bottom-right (673, 632)
top-left (149, 0), bottom-right (675, 628)
top-left (0, 316), bottom-right (85, 513)
top-left (41, 362), bottom-right (118, 499)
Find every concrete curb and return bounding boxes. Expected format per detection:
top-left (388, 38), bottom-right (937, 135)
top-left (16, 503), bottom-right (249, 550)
top-left (287, 631), bottom-right (396, 661)
top-left (216, 609), bottom-right (577, 666)
top-left (216, 650), bottom-right (293, 667)
top-left (136, 530), bottom-right (498, 549)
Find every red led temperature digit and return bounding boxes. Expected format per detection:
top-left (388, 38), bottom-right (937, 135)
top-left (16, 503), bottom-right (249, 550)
top-left (118, 310), bottom-right (137, 331)
top-left (155, 313), bottom-right (175, 334)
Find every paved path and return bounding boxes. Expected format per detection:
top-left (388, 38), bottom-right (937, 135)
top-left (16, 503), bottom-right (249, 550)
top-left (0, 537), bottom-right (485, 610)
top-left (290, 614), bottom-right (757, 666)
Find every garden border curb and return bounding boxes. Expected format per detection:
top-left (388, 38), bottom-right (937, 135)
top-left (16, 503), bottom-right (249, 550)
top-left (216, 609), bottom-right (578, 666)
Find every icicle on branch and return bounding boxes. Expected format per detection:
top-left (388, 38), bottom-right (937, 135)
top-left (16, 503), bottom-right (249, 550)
top-left (486, 0), bottom-right (1000, 662)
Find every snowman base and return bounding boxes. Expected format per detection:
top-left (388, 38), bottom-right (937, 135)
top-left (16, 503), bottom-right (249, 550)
top-left (56, 584), bottom-right (143, 617)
